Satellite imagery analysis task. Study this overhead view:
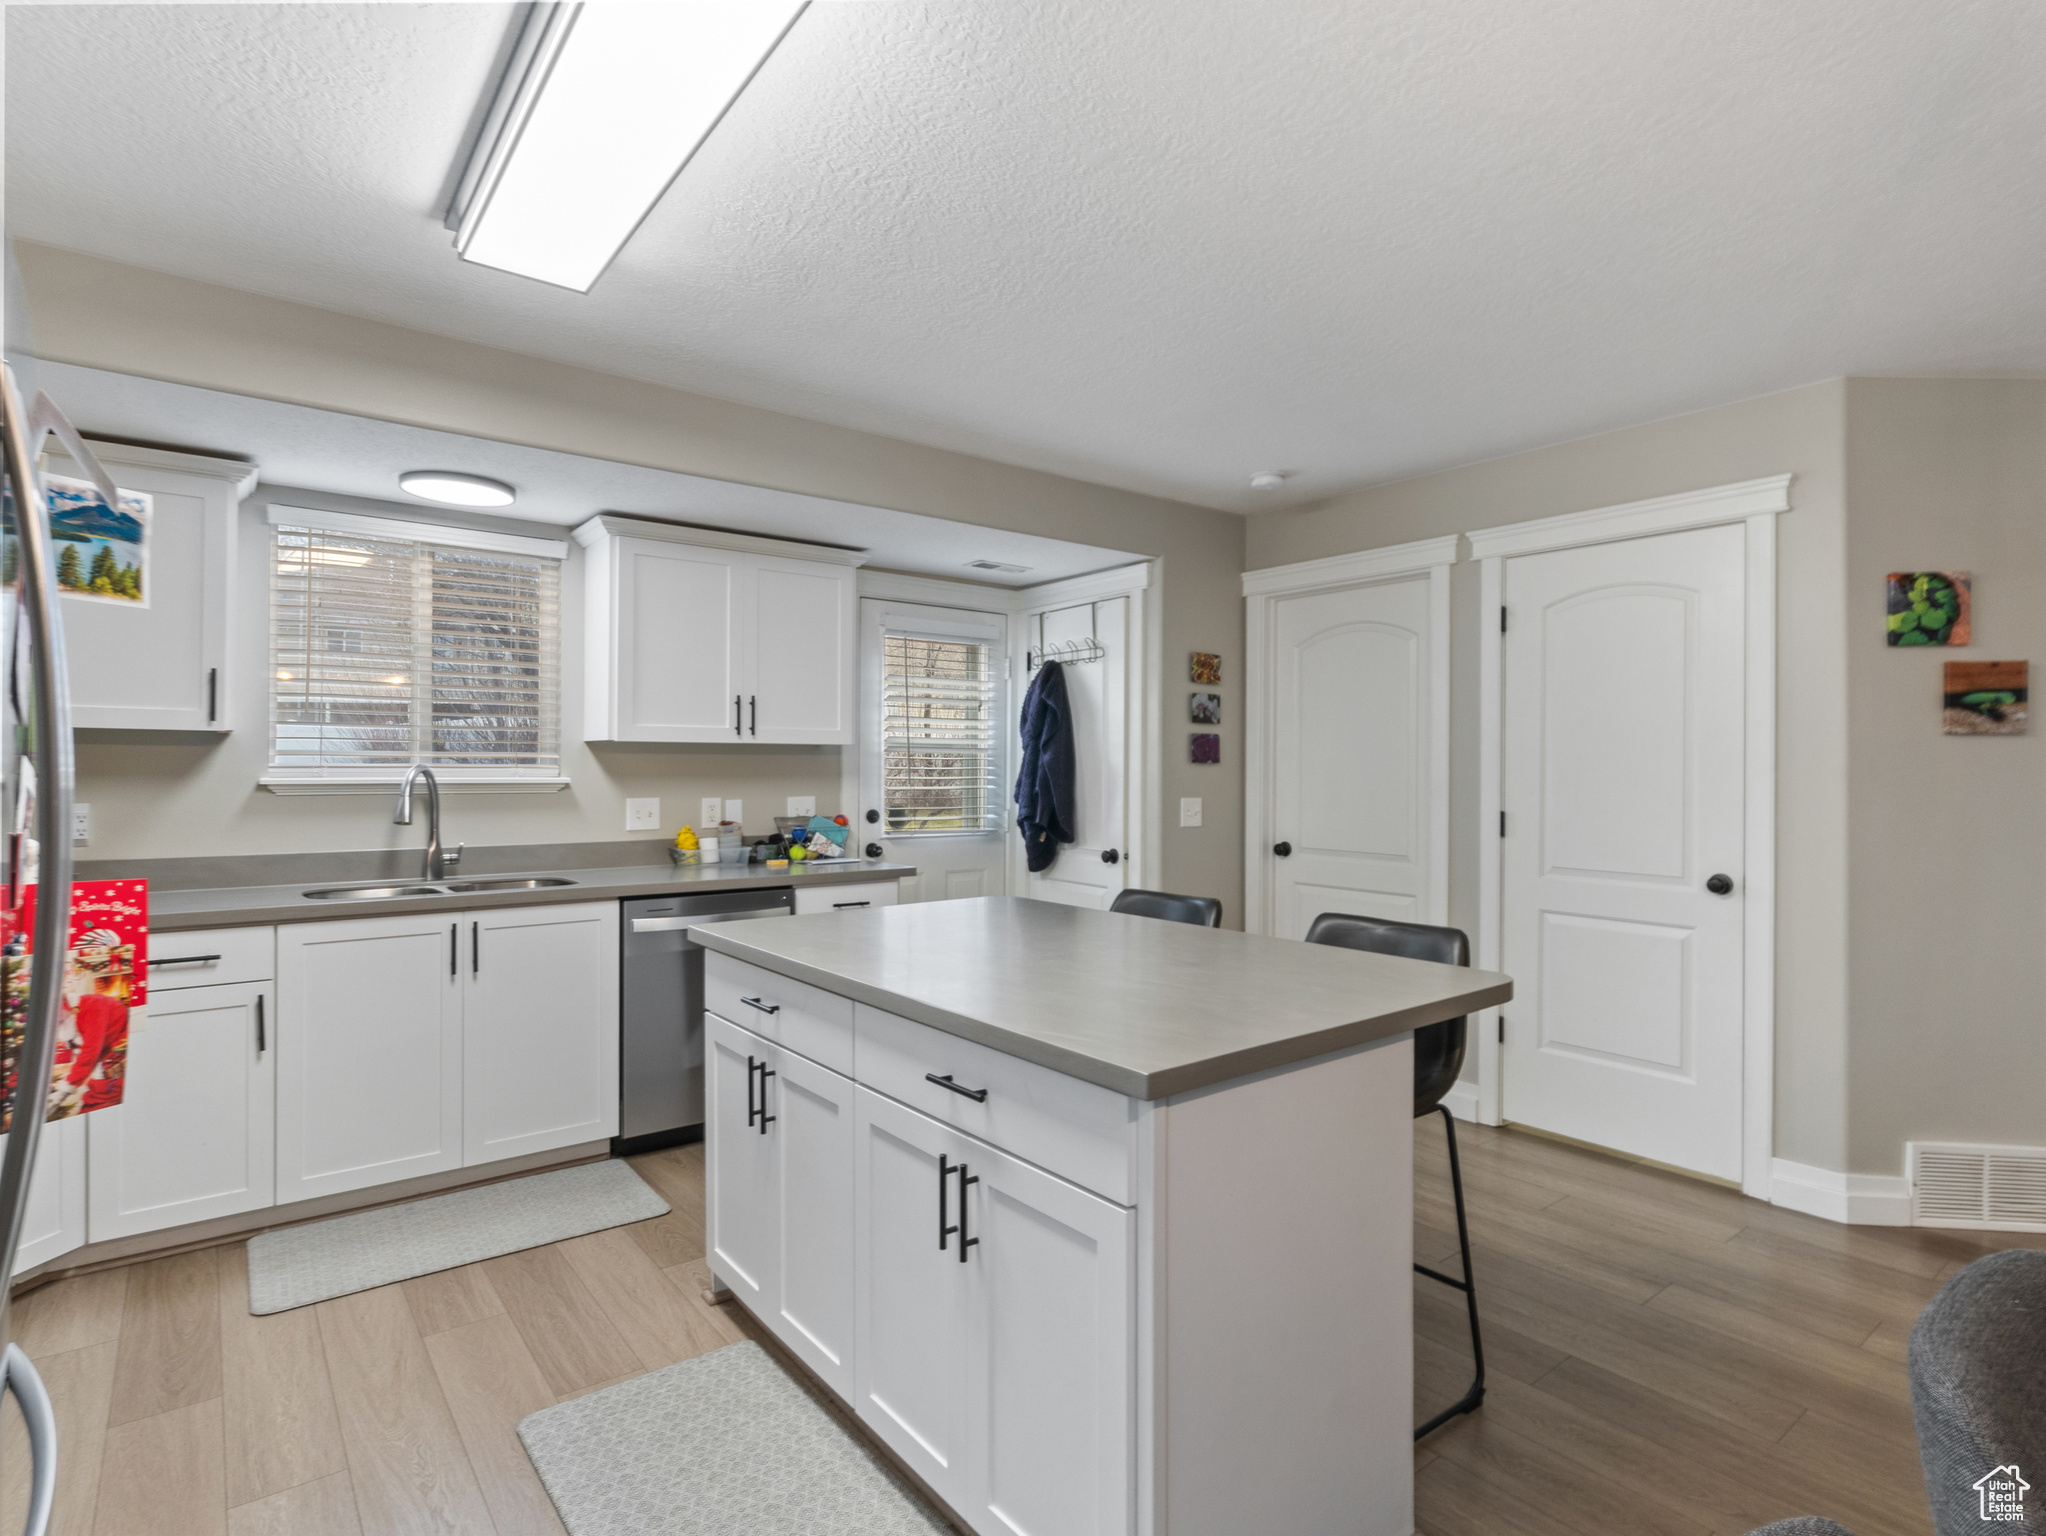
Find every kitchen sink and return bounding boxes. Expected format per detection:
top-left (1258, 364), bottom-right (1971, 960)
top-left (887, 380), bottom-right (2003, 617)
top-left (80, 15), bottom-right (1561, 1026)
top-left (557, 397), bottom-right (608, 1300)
top-left (440, 877), bottom-right (579, 893)
top-left (302, 885), bottom-right (449, 901)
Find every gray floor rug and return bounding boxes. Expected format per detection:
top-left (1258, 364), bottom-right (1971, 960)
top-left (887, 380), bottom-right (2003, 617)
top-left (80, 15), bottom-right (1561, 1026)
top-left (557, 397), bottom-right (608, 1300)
top-left (519, 1341), bottom-right (951, 1535)
top-left (246, 1159), bottom-right (669, 1314)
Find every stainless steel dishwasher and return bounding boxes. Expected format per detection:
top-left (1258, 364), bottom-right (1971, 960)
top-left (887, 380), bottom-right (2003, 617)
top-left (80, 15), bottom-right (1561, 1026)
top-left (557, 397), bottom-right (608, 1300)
top-left (617, 887), bottom-right (793, 1153)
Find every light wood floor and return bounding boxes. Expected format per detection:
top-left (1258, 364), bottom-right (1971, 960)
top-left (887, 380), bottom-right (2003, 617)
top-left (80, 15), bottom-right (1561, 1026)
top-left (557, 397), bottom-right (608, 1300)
top-left (1, 1126), bottom-right (2037, 1535)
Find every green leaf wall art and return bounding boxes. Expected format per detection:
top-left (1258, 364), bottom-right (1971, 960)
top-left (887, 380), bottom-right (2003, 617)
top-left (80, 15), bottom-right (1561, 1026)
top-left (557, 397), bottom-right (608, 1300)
top-left (1886, 571), bottom-right (1971, 646)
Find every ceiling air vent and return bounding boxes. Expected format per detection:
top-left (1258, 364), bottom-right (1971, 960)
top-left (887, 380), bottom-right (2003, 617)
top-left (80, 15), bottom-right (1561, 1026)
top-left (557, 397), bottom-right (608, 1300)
top-left (965, 560), bottom-right (1031, 574)
top-left (1909, 1142), bottom-right (2046, 1231)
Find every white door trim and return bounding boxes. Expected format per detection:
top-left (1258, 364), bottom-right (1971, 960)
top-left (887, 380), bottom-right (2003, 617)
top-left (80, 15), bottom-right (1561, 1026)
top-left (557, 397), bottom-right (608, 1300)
top-left (1472, 476), bottom-right (1789, 1201)
top-left (1241, 534), bottom-right (1458, 937)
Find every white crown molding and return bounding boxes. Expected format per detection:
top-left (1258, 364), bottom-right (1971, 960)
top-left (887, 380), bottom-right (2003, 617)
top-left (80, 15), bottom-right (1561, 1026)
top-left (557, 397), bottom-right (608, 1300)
top-left (268, 504), bottom-right (568, 560)
top-left (1013, 560), bottom-right (1152, 612)
top-left (856, 569), bottom-right (1017, 612)
top-left (1466, 474), bottom-right (1793, 562)
top-left (1769, 1158), bottom-right (1911, 1226)
top-left (571, 513), bottom-right (867, 566)
top-left (1241, 533), bottom-right (1460, 597)
top-left (54, 437), bottom-right (261, 498)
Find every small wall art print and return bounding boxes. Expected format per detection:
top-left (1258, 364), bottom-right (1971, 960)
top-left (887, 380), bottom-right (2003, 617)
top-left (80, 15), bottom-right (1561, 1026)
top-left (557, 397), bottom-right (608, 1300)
top-left (1942, 660), bottom-right (2026, 735)
top-left (45, 475), bottom-right (150, 607)
top-left (1190, 652), bottom-right (1222, 685)
top-left (1886, 571), bottom-right (1969, 647)
top-left (1190, 692), bottom-right (1221, 724)
top-left (1190, 732), bottom-right (1221, 765)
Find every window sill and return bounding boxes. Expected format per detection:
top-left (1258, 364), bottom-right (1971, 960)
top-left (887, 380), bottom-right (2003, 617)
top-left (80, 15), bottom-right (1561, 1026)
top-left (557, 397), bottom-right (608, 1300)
top-left (259, 777), bottom-right (571, 796)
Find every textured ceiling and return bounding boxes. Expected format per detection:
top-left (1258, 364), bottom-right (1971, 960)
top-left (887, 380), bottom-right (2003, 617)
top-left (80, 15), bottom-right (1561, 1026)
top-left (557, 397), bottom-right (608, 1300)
top-left (10, 2), bottom-right (2046, 512)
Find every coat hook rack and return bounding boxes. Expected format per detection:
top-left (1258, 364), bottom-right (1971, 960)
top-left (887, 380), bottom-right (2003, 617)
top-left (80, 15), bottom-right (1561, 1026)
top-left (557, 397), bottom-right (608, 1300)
top-left (1028, 636), bottom-right (1106, 672)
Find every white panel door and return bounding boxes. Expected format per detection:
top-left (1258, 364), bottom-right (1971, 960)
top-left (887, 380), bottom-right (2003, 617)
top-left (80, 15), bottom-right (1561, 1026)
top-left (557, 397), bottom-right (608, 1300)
top-left (7, 1116), bottom-right (86, 1276)
top-left (853, 1086), bottom-right (978, 1513)
top-left (750, 557), bottom-right (855, 744)
top-left (772, 1045), bottom-right (857, 1399)
top-left (1023, 598), bottom-right (1129, 909)
top-left (462, 902), bottom-right (619, 1165)
top-left (1500, 523), bottom-right (1747, 1179)
top-left (706, 1012), bottom-right (779, 1311)
top-left (614, 537), bottom-right (744, 741)
top-left (968, 1132), bottom-right (1134, 1536)
top-left (1267, 576), bottom-right (1437, 939)
top-left (277, 914), bottom-right (463, 1202)
top-left (88, 981), bottom-right (275, 1239)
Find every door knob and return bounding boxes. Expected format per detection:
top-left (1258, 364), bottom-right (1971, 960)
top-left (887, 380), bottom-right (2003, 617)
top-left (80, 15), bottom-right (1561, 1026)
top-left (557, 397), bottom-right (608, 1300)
top-left (1706, 873), bottom-right (1734, 895)
top-left (865, 843), bottom-right (884, 859)
top-left (865, 809), bottom-right (880, 823)
top-left (1273, 841), bottom-right (1293, 857)
top-left (1101, 848), bottom-right (1120, 864)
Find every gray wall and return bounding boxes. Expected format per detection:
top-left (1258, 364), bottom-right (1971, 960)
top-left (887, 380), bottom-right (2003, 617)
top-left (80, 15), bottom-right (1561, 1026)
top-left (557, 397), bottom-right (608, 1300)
top-left (25, 246), bottom-right (1247, 917)
top-left (1246, 382), bottom-right (1852, 1171)
top-left (1843, 378), bottom-right (2046, 1172)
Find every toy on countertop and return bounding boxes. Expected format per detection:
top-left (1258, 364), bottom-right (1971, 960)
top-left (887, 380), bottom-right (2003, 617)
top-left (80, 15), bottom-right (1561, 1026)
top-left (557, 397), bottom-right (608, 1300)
top-left (674, 826), bottom-right (698, 850)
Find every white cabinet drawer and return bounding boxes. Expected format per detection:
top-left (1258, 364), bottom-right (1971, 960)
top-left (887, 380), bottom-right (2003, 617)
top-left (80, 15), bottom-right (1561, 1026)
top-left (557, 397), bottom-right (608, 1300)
top-left (853, 1004), bottom-right (1135, 1204)
top-left (147, 925), bottom-right (275, 991)
top-left (704, 953), bottom-right (853, 1076)
top-left (792, 881), bottom-right (899, 916)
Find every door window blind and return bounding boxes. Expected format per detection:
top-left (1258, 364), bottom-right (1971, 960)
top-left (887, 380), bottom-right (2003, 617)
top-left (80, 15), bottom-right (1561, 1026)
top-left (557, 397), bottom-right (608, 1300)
top-left (882, 633), bottom-right (1001, 833)
top-left (269, 522), bottom-right (561, 778)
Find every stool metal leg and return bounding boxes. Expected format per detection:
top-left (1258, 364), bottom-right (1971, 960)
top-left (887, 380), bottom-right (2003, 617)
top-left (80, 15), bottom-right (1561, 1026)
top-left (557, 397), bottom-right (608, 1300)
top-left (1414, 1104), bottom-right (1485, 1440)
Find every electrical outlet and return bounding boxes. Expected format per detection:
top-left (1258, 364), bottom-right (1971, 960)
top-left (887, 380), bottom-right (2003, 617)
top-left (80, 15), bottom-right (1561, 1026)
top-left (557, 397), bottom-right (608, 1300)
top-left (787, 795), bottom-right (816, 818)
top-left (625, 798), bottom-right (659, 832)
top-left (701, 797), bottom-right (723, 830)
top-left (1179, 797), bottom-right (1203, 828)
top-left (724, 799), bottom-right (743, 829)
top-left (72, 802), bottom-right (91, 846)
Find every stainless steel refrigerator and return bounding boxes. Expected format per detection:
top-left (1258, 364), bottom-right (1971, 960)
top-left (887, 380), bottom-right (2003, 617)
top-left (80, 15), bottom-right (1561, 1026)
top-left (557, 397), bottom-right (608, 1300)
top-left (0, 368), bottom-right (119, 1536)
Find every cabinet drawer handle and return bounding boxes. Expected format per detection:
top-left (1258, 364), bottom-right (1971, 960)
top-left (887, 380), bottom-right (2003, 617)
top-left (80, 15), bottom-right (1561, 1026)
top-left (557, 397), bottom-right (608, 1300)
top-left (148, 954), bottom-right (222, 968)
top-left (832, 901), bottom-right (870, 909)
top-left (740, 996), bottom-right (780, 1016)
top-left (926, 1073), bottom-right (988, 1103)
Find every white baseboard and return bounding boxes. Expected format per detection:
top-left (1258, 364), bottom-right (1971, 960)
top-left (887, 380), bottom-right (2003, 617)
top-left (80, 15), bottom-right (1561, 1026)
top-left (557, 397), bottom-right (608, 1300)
top-left (1442, 1081), bottom-right (1482, 1125)
top-left (1769, 1158), bottom-right (1911, 1226)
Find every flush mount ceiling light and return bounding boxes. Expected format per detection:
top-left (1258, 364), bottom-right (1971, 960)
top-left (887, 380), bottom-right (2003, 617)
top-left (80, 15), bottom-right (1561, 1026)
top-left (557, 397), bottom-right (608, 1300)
top-left (399, 471), bottom-right (518, 508)
top-left (446, 1), bottom-right (808, 293)
top-left (1248, 471), bottom-right (1289, 492)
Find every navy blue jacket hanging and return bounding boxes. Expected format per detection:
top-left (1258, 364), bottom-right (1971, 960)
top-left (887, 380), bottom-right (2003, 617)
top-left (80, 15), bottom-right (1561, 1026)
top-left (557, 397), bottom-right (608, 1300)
top-left (1014, 659), bottom-right (1077, 872)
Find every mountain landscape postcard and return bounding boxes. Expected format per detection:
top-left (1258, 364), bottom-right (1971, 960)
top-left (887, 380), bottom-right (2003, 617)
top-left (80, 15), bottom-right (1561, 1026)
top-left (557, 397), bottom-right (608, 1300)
top-left (46, 474), bottom-right (150, 607)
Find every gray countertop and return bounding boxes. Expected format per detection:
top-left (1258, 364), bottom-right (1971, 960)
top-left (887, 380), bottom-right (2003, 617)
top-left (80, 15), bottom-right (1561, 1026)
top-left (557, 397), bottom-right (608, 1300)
top-left (694, 896), bottom-right (1512, 1100)
top-left (147, 859), bottom-right (919, 931)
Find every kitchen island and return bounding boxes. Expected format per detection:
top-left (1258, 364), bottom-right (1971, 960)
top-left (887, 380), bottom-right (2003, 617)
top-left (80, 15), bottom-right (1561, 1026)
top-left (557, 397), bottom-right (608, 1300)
top-left (694, 896), bottom-right (1512, 1536)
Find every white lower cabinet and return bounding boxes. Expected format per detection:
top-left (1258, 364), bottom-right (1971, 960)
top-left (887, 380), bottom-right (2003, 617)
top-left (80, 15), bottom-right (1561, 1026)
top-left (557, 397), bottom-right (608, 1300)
top-left (88, 980), bottom-right (275, 1239)
top-left (7, 1116), bottom-right (87, 1276)
top-left (277, 913), bottom-right (464, 1202)
top-left (852, 1086), bottom-right (1134, 1535)
top-left (707, 1011), bottom-right (856, 1398)
top-left (463, 902), bottom-right (619, 1164)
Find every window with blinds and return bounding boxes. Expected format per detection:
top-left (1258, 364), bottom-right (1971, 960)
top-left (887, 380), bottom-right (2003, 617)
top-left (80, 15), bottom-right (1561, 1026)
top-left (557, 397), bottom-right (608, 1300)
top-left (882, 633), bottom-right (1002, 833)
top-left (269, 522), bottom-right (561, 779)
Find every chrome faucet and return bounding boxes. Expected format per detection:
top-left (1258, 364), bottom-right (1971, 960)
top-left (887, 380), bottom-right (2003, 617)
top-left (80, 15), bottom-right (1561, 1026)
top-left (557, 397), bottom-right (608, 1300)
top-left (394, 765), bottom-right (462, 881)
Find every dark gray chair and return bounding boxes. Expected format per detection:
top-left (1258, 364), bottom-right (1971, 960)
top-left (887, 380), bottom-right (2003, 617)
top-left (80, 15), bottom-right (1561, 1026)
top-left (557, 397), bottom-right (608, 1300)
top-left (1910, 1248), bottom-right (2046, 1535)
top-left (1302, 911), bottom-right (1481, 1440)
top-left (1108, 887), bottom-right (1222, 927)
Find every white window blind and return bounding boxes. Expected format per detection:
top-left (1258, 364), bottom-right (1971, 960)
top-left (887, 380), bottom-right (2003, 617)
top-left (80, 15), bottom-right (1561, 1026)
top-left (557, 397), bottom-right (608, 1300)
top-left (882, 633), bottom-right (1002, 833)
top-left (268, 520), bottom-right (562, 779)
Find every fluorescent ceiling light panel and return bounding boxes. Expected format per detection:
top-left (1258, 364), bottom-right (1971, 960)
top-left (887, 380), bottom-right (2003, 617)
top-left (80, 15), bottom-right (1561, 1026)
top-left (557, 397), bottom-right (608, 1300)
top-left (454, 1), bottom-right (807, 293)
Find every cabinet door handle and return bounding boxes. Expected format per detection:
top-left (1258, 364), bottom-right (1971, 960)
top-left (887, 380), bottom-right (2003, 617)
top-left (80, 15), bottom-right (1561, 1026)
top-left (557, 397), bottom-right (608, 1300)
top-left (926, 1072), bottom-right (988, 1103)
top-left (955, 1160), bottom-right (980, 1263)
top-left (757, 1065), bottom-right (775, 1133)
top-left (207, 666), bottom-right (218, 724)
top-left (749, 695), bottom-right (757, 736)
top-left (255, 993), bottom-right (265, 1056)
top-left (740, 996), bottom-right (780, 1016)
top-left (147, 954), bottom-right (221, 968)
top-left (746, 1055), bottom-right (760, 1129)
top-left (450, 923), bottom-right (458, 977)
top-left (471, 921), bottom-right (480, 977)
top-left (938, 1152), bottom-right (959, 1251)
top-left (734, 694), bottom-right (742, 737)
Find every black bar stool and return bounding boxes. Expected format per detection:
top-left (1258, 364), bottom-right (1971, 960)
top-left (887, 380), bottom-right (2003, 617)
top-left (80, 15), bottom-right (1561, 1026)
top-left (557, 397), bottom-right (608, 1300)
top-left (1304, 911), bottom-right (1485, 1440)
top-left (1108, 888), bottom-right (1223, 927)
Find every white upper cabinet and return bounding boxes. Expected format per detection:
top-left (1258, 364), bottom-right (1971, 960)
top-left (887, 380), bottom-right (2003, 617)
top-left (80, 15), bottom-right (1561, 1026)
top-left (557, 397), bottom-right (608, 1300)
top-left (576, 516), bottom-right (861, 744)
top-left (43, 441), bottom-right (256, 732)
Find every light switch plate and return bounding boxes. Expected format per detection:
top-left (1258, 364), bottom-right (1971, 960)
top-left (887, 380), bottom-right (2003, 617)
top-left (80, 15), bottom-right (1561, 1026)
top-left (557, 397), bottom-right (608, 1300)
top-left (701, 798), bottom-right (723, 830)
top-left (625, 798), bottom-right (659, 832)
top-left (724, 799), bottom-right (743, 828)
top-left (1179, 797), bottom-right (1203, 828)
top-left (787, 795), bottom-right (816, 818)
top-left (73, 802), bottom-right (90, 846)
